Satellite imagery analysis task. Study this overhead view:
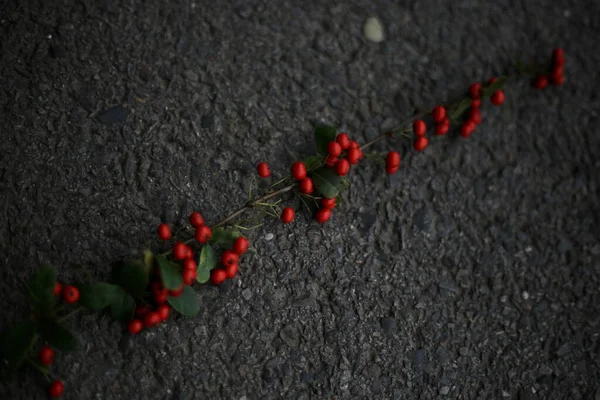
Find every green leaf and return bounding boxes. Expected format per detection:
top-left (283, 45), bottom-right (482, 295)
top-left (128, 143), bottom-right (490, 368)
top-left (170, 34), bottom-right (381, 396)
top-left (314, 125), bottom-right (337, 155)
top-left (167, 286), bottom-right (200, 317)
top-left (1, 320), bottom-right (37, 370)
top-left (39, 319), bottom-right (78, 351)
top-left (143, 249), bottom-right (155, 270)
top-left (156, 255), bottom-right (183, 290)
top-left (209, 227), bottom-right (241, 247)
top-left (482, 76), bottom-right (507, 96)
top-left (311, 167), bottom-right (347, 199)
top-left (109, 289), bottom-right (136, 322)
top-left (196, 244), bottom-right (216, 284)
top-left (303, 155), bottom-right (323, 170)
top-left (449, 98), bottom-right (472, 123)
top-left (28, 264), bottom-right (57, 314)
top-left (115, 260), bottom-right (150, 298)
top-left (79, 282), bottom-right (120, 311)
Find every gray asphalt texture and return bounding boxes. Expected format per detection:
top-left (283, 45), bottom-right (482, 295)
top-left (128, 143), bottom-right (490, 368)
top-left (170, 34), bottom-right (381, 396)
top-left (1, 0), bottom-right (600, 399)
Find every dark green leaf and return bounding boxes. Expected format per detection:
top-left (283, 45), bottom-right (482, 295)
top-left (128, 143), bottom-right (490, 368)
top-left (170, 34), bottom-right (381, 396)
top-left (209, 227), bottom-right (241, 248)
top-left (303, 155), bottom-right (323, 170)
top-left (449, 98), bottom-right (472, 123)
top-left (28, 264), bottom-right (57, 314)
top-left (109, 289), bottom-right (136, 322)
top-left (115, 260), bottom-right (149, 298)
top-left (314, 125), bottom-right (337, 155)
top-left (311, 167), bottom-right (347, 199)
top-left (1, 320), bottom-right (37, 370)
top-left (167, 286), bottom-right (200, 317)
top-left (39, 319), bottom-right (78, 351)
top-left (79, 282), bottom-right (120, 311)
top-left (156, 255), bottom-right (183, 290)
top-left (482, 76), bottom-right (507, 96)
top-left (196, 244), bottom-right (216, 284)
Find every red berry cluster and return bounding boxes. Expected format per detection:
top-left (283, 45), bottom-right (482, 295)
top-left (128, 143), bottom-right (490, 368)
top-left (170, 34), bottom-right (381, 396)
top-left (209, 236), bottom-right (249, 285)
top-left (533, 47), bottom-right (565, 89)
top-left (52, 281), bottom-right (80, 304)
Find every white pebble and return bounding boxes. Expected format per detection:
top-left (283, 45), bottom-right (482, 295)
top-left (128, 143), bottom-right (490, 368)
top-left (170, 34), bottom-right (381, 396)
top-left (363, 17), bottom-right (385, 43)
top-left (264, 233), bottom-right (274, 241)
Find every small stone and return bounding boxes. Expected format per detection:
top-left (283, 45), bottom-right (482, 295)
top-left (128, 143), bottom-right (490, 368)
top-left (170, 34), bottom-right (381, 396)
top-left (415, 349), bottom-right (426, 370)
top-left (381, 317), bottom-right (397, 333)
top-left (556, 342), bottom-right (571, 357)
top-left (279, 324), bottom-right (299, 347)
top-left (459, 347), bottom-right (469, 356)
top-left (201, 115), bottom-right (215, 129)
top-left (440, 386), bottom-right (450, 395)
top-left (264, 233), bottom-right (274, 241)
top-left (438, 278), bottom-right (458, 293)
top-left (413, 206), bottom-right (434, 232)
top-left (97, 106), bottom-right (128, 124)
top-left (435, 347), bottom-right (451, 364)
top-left (242, 288), bottom-right (252, 300)
top-left (184, 70), bottom-right (198, 81)
top-left (363, 17), bottom-right (385, 43)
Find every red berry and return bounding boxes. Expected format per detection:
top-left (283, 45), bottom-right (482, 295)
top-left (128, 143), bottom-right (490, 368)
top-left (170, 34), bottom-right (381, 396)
top-left (291, 162), bottom-right (307, 180)
top-left (157, 304), bottom-right (171, 321)
top-left (182, 268), bottom-right (196, 285)
top-left (469, 83), bottom-right (482, 99)
top-left (225, 263), bottom-right (238, 279)
top-left (195, 225), bottom-right (212, 243)
top-left (552, 47), bottom-right (565, 66)
top-left (552, 74), bottom-right (565, 85)
top-left (324, 155), bottom-right (338, 168)
top-left (184, 245), bottom-right (193, 260)
top-left (336, 133), bottom-right (350, 150)
top-left (281, 207), bottom-right (295, 224)
top-left (135, 305), bottom-right (151, 318)
top-left (349, 140), bottom-right (360, 149)
top-left (173, 242), bottom-right (187, 260)
top-left (432, 106), bottom-right (446, 123)
top-left (315, 208), bottom-right (331, 224)
top-left (534, 75), bottom-right (548, 89)
top-left (53, 282), bottom-right (62, 296)
top-left (257, 162), bottom-right (271, 178)
top-left (386, 165), bottom-right (399, 175)
top-left (488, 77), bottom-right (497, 85)
top-left (460, 120), bottom-right (476, 138)
top-left (144, 311), bottom-right (161, 328)
top-left (347, 148), bottom-right (361, 164)
top-left (471, 99), bottom-right (481, 108)
top-left (232, 237), bottom-right (249, 255)
top-left (221, 250), bottom-right (239, 266)
top-left (321, 197), bottom-right (336, 209)
top-left (552, 65), bottom-right (564, 77)
top-left (168, 284), bottom-right (184, 297)
top-left (413, 137), bottom-right (429, 152)
top-left (128, 319), bottom-right (143, 334)
top-left (490, 91), bottom-right (505, 106)
top-left (157, 223), bottom-right (172, 240)
top-left (183, 258), bottom-right (197, 272)
top-left (435, 120), bottom-right (450, 136)
top-left (335, 158), bottom-right (350, 176)
top-left (48, 380), bottom-right (64, 398)
top-left (39, 346), bottom-right (55, 366)
top-left (412, 119), bottom-right (426, 136)
top-left (469, 108), bottom-right (482, 124)
top-left (385, 151), bottom-right (401, 169)
top-left (151, 281), bottom-right (165, 294)
top-left (210, 268), bottom-right (227, 286)
top-left (62, 285), bottom-right (79, 304)
top-left (189, 211), bottom-right (204, 228)
top-left (327, 141), bottom-right (342, 157)
top-left (299, 177), bottom-right (314, 194)
top-left (154, 290), bottom-right (168, 304)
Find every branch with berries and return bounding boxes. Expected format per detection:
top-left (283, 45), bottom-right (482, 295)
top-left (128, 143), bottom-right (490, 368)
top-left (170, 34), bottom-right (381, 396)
top-left (0, 48), bottom-right (566, 398)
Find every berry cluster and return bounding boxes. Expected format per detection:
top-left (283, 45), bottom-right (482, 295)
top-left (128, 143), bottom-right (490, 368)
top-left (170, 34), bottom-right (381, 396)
top-left (533, 47), bottom-right (566, 88)
top-left (210, 236), bottom-right (249, 285)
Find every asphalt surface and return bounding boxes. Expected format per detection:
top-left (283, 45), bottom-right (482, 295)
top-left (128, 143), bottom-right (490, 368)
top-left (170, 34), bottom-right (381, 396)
top-left (1, 0), bottom-right (599, 399)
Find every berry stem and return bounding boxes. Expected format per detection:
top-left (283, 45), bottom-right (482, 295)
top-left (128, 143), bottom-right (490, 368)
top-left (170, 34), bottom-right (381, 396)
top-left (57, 306), bottom-right (82, 323)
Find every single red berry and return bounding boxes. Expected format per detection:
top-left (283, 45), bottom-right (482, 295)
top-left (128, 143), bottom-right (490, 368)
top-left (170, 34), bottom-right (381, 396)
top-left (552, 47), bottom-right (565, 66)
top-left (412, 119), bottom-right (426, 137)
top-left (385, 151), bottom-right (400, 169)
top-left (299, 177), bottom-right (314, 194)
top-left (195, 225), bottom-right (212, 243)
top-left (291, 162), bottom-right (307, 180)
top-left (210, 268), bottom-right (227, 286)
top-left (471, 99), bottom-right (481, 108)
top-left (460, 120), bottom-right (476, 138)
top-left (135, 305), bottom-right (151, 318)
top-left (151, 281), bottom-right (165, 294)
top-left (157, 223), bottom-right (172, 240)
top-left (232, 236), bottom-right (249, 255)
top-left (53, 282), bottom-right (62, 296)
top-left (128, 319), bottom-right (143, 334)
top-left (168, 284), bottom-right (185, 297)
top-left (534, 75), bottom-right (548, 89)
top-left (182, 268), bottom-right (196, 285)
top-left (413, 137), bottom-right (429, 152)
top-left (189, 211), bottom-right (204, 228)
top-left (154, 290), bottom-right (168, 304)
top-left (432, 106), bottom-right (446, 123)
top-left (183, 258), bottom-right (197, 272)
top-left (552, 65), bottom-right (564, 77)
top-left (327, 141), bottom-right (342, 157)
top-left (144, 311), bottom-right (161, 328)
top-left (184, 245), bottom-right (194, 260)
top-left (335, 158), bottom-right (350, 176)
top-left (469, 83), bottom-right (482, 99)
top-left (469, 108), bottom-right (482, 124)
top-left (257, 162), bottom-right (271, 178)
top-left (157, 304), bottom-right (171, 321)
top-left (281, 207), bottom-right (295, 224)
top-left (62, 285), bottom-right (79, 304)
top-left (39, 346), bottom-right (55, 366)
top-left (336, 133), bottom-right (350, 150)
top-left (324, 155), bottom-right (338, 168)
top-left (347, 148), bottom-right (361, 164)
top-left (321, 197), bottom-right (336, 209)
top-left (221, 250), bottom-right (239, 266)
top-left (552, 74), bottom-right (565, 85)
top-left (225, 263), bottom-right (239, 279)
top-left (490, 90), bottom-right (505, 106)
top-left (488, 77), bottom-right (497, 85)
top-left (435, 120), bottom-right (450, 136)
top-left (173, 242), bottom-right (187, 260)
top-left (386, 165), bottom-right (399, 175)
top-left (315, 208), bottom-right (331, 224)
top-left (349, 140), bottom-right (360, 149)
top-left (48, 380), bottom-right (64, 398)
